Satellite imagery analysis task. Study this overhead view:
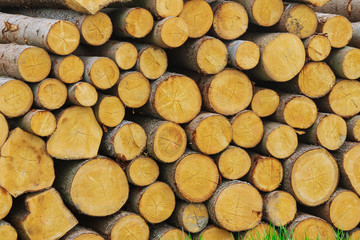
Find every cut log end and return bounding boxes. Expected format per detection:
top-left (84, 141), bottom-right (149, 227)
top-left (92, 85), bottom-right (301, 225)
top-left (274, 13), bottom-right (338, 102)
top-left (69, 82), bottom-right (98, 107)
top-left (343, 145), bottom-right (360, 195)
top-left (208, 181), bottom-right (262, 232)
top-left (284, 4), bottom-right (317, 39)
top-left (62, 226), bottom-right (104, 240)
top-left (305, 35), bottom-right (331, 61)
top-left (0, 187), bottom-right (12, 220)
top-left (111, 213), bottom-right (149, 240)
top-left (159, 17), bottom-right (189, 48)
top-left (70, 157), bottom-right (129, 216)
top-left (12, 188), bottom-right (78, 240)
top-left (57, 55), bottom-right (84, 84)
top-left (290, 214), bottom-right (335, 240)
top-left (70, 234), bottom-right (103, 240)
top-left (206, 69), bottom-right (253, 116)
top-left (350, 228), bottom-right (360, 240)
top-left (47, 106), bottom-right (103, 160)
top-left (191, 114), bottom-right (232, 155)
top-left (196, 225), bottom-right (233, 240)
top-left (232, 111), bottom-right (264, 149)
top-left (234, 41), bottom-right (260, 70)
top-left (117, 72), bottom-right (150, 108)
top-left (181, 203), bottom-right (208, 233)
top-left (243, 223), bottom-right (277, 240)
top-left (153, 122), bottom-right (187, 163)
top-left (290, 147), bottom-right (339, 206)
top-left (127, 156), bottom-right (159, 186)
top-left (217, 146), bottom-right (251, 180)
top-left (264, 123), bottom-right (298, 159)
top-left (95, 96), bottom-right (125, 127)
top-left (179, 0), bottom-right (213, 38)
top-left (263, 191), bottom-right (297, 227)
top-left (197, 38), bottom-right (228, 75)
top-left (65, 0), bottom-right (115, 14)
top-left (90, 57), bottom-right (119, 90)
top-left (0, 128), bottom-right (55, 197)
top-left (18, 47), bottom-right (52, 83)
top-left (283, 96), bottom-right (318, 129)
top-left (316, 114), bottom-right (347, 150)
top-left (175, 153), bottom-right (219, 202)
top-left (47, 20), bottom-right (80, 55)
top-left (81, 12), bottom-right (113, 46)
top-left (0, 79), bottom-right (33, 118)
top-left (151, 225), bottom-right (190, 240)
top-left (251, 89), bottom-right (279, 117)
top-left (252, 0), bottom-right (284, 26)
top-left (155, 0), bottom-right (184, 18)
top-left (138, 46), bottom-right (167, 80)
top-left (262, 33), bottom-right (305, 82)
top-left (347, 115), bottom-right (360, 141)
top-left (138, 182), bottom-right (176, 224)
top-left (154, 75), bottom-right (201, 123)
top-left (115, 43), bottom-right (138, 70)
top-left (35, 78), bottom-right (68, 110)
top-left (318, 15), bottom-right (352, 48)
top-left (125, 8), bottom-right (154, 38)
top-left (342, 48), bottom-right (360, 80)
top-left (212, 1), bottom-right (248, 40)
top-left (250, 156), bottom-right (283, 192)
top-left (27, 110), bottom-right (57, 137)
top-left (298, 62), bottom-right (335, 98)
top-left (0, 113), bottom-right (8, 148)
top-left (0, 222), bottom-right (17, 240)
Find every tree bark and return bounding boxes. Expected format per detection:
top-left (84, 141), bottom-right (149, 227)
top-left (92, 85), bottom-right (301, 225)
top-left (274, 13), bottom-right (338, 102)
top-left (312, 0), bottom-right (360, 21)
top-left (347, 115), bottom-right (360, 141)
top-left (286, 0), bottom-right (331, 7)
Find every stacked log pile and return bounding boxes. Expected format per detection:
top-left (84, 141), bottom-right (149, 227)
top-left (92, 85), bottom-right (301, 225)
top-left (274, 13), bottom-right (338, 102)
top-left (1, 0), bottom-right (360, 239)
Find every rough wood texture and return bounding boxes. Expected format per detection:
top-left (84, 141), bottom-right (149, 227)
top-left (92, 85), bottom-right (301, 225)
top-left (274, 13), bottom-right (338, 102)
top-left (61, 226), bottom-right (104, 240)
top-left (0, 113), bottom-right (8, 148)
top-left (210, 1), bottom-right (248, 40)
top-left (150, 224), bottom-right (189, 240)
top-left (312, 0), bottom-right (360, 21)
top-left (0, 187), bottom-right (12, 220)
top-left (213, 145), bottom-right (251, 180)
top-left (250, 87), bottom-right (279, 117)
top-left (0, 44), bottom-right (51, 83)
top-left (303, 34), bottom-right (332, 61)
top-left (236, 0), bottom-right (283, 26)
top-left (8, 8), bottom-right (113, 46)
top-left (198, 68), bottom-right (253, 116)
top-left (93, 94), bottom-right (125, 128)
top-left (245, 152), bottom-right (283, 192)
top-left (186, 112), bottom-right (232, 155)
top-left (126, 156), bottom-right (159, 187)
top-left (226, 40), bottom-right (260, 70)
top-left (317, 79), bottom-right (360, 118)
top-left (87, 211), bottom-right (149, 240)
top-left (242, 222), bottom-right (278, 240)
top-left (327, 46), bottom-right (360, 80)
top-left (316, 13), bottom-right (353, 48)
top-left (129, 181), bottom-right (175, 224)
top-left (9, 188), bottom-right (78, 240)
top-left (351, 22), bottom-right (360, 49)
top-left (146, 16), bottom-right (189, 48)
top-left (0, 12), bottom-right (80, 55)
top-left (18, 109), bottom-right (57, 137)
top-left (120, 0), bottom-right (184, 18)
top-left (101, 120), bottom-right (146, 161)
top-left (282, 144), bottom-right (339, 207)
top-left (332, 142), bottom-right (360, 196)
top-left (0, 77), bottom-right (33, 118)
top-left (287, 0), bottom-right (330, 7)
top-left (259, 121), bottom-right (298, 159)
top-left (144, 72), bottom-right (202, 124)
top-left (32, 78), bottom-right (67, 110)
top-left (50, 54), bottom-right (84, 84)
top-left (134, 44), bottom-right (168, 80)
top-left (303, 112), bottom-right (347, 151)
top-left (207, 180), bottom-right (262, 232)
top-left (169, 201), bottom-right (208, 233)
top-left (134, 117), bottom-right (186, 163)
top-left (194, 225), bottom-right (233, 240)
top-left (160, 150), bottom-right (219, 203)
top-left (0, 220), bottom-right (17, 240)
top-left (0, 128), bottom-right (55, 197)
top-left (312, 188), bottom-right (360, 231)
top-left (231, 110), bottom-right (264, 149)
top-left (243, 33), bottom-right (306, 82)
top-left (170, 36), bottom-right (228, 74)
top-left (263, 190), bottom-right (297, 227)
top-left (67, 82), bottom-right (98, 107)
top-left (179, 0), bottom-right (213, 38)
top-left (54, 156), bottom-right (128, 216)
top-left (347, 115), bottom-right (360, 141)
top-left (47, 106), bottom-right (103, 160)
top-left (272, 93), bottom-right (318, 129)
top-left (287, 213), bottom-right (335, 240)
top-left (273, 3), bottom-right (317, 39)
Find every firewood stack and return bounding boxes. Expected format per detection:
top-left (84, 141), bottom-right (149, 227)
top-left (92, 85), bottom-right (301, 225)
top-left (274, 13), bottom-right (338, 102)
top-left (1, 0), bottom-right (360, 239)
